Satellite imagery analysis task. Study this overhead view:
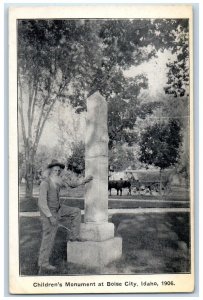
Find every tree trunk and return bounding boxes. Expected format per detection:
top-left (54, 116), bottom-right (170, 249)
top-left (159, 168), bottom-right (163, 196)
top-left (25, 174), bottom-right (34, 198)
top-left (25, 150), bottom-right (35, 198)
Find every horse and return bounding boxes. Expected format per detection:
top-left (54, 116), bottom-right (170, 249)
top-left (108, 178), bottom-right (131, 196)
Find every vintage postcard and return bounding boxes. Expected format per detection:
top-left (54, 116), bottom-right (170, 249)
top-left (9, 4), bottom-right (194, 294)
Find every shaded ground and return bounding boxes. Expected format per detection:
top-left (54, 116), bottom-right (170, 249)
top-left (19, 212), bottom-right (190, 276)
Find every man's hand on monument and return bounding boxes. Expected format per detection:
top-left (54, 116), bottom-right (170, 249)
top-left (83, 175), bottom-right (93, 184)
top-left (49, 216), bottom-right (58, 226)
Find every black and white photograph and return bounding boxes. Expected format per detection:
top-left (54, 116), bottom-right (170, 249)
top-left (9, 5), bottom-right (194, 294)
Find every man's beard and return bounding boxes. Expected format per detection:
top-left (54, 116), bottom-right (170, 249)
top-left (50, 175), bottom-right (63, 187)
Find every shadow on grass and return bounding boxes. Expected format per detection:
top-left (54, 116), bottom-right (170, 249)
top-left (19, 212), bottom-right (190, 276)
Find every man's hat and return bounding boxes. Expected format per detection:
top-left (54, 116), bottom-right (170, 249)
top-left (47, 159), bottom-right (65, 169)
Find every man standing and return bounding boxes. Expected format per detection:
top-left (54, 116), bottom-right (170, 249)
top-left (38, 159), bottom-right (93, 274)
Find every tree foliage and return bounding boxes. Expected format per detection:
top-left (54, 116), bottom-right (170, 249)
top-left (66, 142), bottom-right (85, 175)
top-left (164, 20), bottom-right (189, 97)
top-left (139, 120), bottom-right (182, 170)
top-left (18, 18), bottom-right (188, 196)
top-left (108, 144), bottom-right (136, 172)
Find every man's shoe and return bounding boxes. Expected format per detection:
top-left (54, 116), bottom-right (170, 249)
top-left (38, 264), bottom-right (56, 274)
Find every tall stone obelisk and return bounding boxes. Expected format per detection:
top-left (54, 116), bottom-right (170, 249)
top-left (67, 92), bottom-right (122, 268)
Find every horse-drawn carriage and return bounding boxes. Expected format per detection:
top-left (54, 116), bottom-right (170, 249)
top-left (108, 168), bottom-right (173, 196)
top-left (125, 169), bottom-right (172, 195)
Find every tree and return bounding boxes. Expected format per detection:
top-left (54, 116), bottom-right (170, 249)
top-left (18, 20), bottom-right (77, 196)
top-left (66, 142), bottom-right (85, 175)
top-left (108, 144), bottom-right (136, 172)
top-left (18, 19), bottom-right (188, 196)
top-left (34, 145), bottom-right (53, 173)
top-left (139, 120), bottom-right (182, 193)
top-left (55, 103), bottom-right (85, 159)
top-left (66, 142), bottom-right (137, 175)
top-left (106, 73), bottom-right (148, 148)
top-left (164, 20), bottom-right (189, 97)
top-left (162, 19), bottom-right (190, 183)
top-left (18, 152), bottom-right (25, 184)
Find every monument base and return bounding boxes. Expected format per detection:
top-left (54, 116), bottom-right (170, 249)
top-left (80, 222), bottom-right (115, 241)
top-left (67, 237), bottom-right (122, 268)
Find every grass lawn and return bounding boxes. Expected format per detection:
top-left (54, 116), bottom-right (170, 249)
top-left (19, 212), bottom-right (190, 276)
top-left (20, 197), bottom-right (189, 212)
top-left (19, 184), bottom-right (190, 212)
top-left (19, 183), bottom-right (189, 199)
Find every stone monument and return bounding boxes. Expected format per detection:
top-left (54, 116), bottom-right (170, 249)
top-left (67, 91), bottom-right (122, 268)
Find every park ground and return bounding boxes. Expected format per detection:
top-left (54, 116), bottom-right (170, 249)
top-left (19, 184), bottom-right (191, 276)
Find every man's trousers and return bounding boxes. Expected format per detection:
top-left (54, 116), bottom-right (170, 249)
top-left (38, 205), bottom-right (81, 267)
